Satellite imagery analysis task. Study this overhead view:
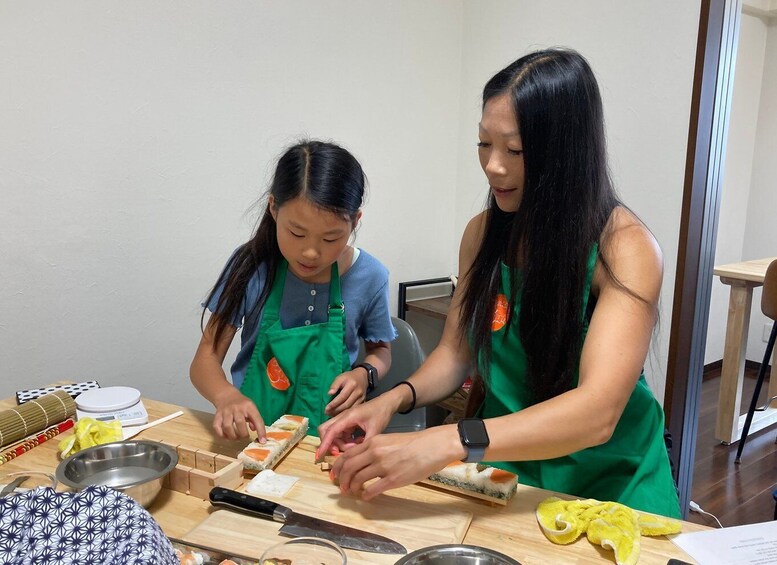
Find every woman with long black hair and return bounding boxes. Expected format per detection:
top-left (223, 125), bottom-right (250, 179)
top-left (318, 49), bottom-right (681, 518)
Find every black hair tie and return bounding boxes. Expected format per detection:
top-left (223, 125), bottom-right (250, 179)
top-left (393, 381), bottom-right (417, 414)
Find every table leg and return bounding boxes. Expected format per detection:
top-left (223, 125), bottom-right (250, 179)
top-left (715, 282), bottom-right (753, 444)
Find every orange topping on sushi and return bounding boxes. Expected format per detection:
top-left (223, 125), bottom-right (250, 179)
top-left (243, 448), bottom-right (271, 461)
top-left (283, 415), bottom-right (305, 423)
top-left (266, 431), bottom-right (293, 441)
top-left (490, 469), bottom-right (516, 483)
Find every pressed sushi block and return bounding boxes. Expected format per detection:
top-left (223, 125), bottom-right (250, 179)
top-left (423, 460), bottom-right (518, 505)
top-left (238, 414), bottom-right (309, 474)
top-left (153, 439), bottom-right (243, 499)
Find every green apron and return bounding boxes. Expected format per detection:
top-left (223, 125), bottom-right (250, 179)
top-left (479, 247), bottom-right (681, 518)
top-left (241, 260), bottom-right (351, 435)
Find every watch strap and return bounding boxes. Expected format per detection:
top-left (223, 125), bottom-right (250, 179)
top-left (462, 446), bottom-right (486, 463)
top-left (458, 417), bottom-right (490, 463)
top-left (354, 362), bottom-right (376, 394)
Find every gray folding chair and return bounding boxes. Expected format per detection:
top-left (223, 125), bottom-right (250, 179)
top-left (361, 317), bottom-right (442, 432)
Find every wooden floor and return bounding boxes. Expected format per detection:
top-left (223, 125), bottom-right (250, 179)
top-left (688, 366), bottom-right (776, 528)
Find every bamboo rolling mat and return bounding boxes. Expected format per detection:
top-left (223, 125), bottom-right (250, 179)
top-left (0, 390), bottom-right (76, 449)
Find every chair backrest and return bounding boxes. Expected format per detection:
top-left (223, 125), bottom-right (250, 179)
top-left (361, 317), bottom-right (427, 432)
top-left (763, 260), bottom-right (777, 321)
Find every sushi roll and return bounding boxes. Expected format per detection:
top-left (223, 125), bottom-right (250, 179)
top-left (238, 414), bottom-right (309, 473)
top-left (426, 461), bottom-right (518, 504)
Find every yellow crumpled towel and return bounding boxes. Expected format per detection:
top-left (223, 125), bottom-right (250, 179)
top-left (536, 496), bottom-right (682, 565)
top-left (58, 417), bottom-right (123, 457)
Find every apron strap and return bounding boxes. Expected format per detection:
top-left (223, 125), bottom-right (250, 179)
top-left (328, 261), bottom-right (344, 311)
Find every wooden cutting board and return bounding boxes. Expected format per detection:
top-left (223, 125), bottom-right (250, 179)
top-left (183, 476), bottom-right (473, 564)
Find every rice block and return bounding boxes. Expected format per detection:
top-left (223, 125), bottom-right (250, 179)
top-left (426, 461), bottom-right (518, 504)
top-left (238, 414), bottom-right (308, 473)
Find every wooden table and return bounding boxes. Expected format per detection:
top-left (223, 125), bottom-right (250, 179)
top-left (713, 257), bottom-right (777, 444)
top-left (0, 393), bottom-right (708, 564)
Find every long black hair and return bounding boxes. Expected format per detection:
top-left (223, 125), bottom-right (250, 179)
top-left (202, 140), bottom-right (366, 345)
top-left (460, 49), bottom-right (621, 403)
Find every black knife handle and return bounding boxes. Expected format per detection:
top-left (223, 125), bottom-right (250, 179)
top-left (209, 487), bottom-right (292, 523)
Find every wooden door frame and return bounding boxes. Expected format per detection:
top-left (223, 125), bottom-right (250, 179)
top-left (664, 0), bottom-right (741, 519)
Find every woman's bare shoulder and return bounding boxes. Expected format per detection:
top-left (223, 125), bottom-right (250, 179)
top-left (604, 207), bottom-right (661, 259)
top-left (459, 211), bottom-right (489, 271)
top-left (596, 207), bottom-right (663, 300)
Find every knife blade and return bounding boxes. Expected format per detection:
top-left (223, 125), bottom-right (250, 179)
top-left (209, 486), bottom-right (407, 555)
top-left (0, 475), bottom-right (28, 498)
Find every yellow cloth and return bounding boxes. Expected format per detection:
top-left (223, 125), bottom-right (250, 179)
top-left (536, 496), bottom-right (682, 565)
top-left (58, 417), bottom-right (123, 457)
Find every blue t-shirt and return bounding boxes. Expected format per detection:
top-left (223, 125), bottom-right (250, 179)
top-left (205, 248), bottom-right (397, 390)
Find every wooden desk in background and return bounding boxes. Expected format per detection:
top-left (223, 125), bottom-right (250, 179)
top-left (714, 257), bottom-right (777, 444)
top-left (404, 295), bottom-right (452, 320)
top-left (0, 391), bottom-right (707, 564)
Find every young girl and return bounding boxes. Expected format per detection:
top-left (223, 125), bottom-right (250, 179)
top-left (318, 49), bottom-right (681, 518)
top-left (191, 140), bottom-right (396, 441)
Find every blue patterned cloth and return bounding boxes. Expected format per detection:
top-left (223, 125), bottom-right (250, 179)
top-left (0, 486), bottom-right (177, 565)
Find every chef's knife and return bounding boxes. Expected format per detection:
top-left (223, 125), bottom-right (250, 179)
top-left (209, 486), bottom-right (407, 555)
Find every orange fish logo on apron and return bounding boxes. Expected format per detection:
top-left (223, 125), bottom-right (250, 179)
top-left (492, 294), bottom-right (508, 331)
top-left (266, 357), bottom-right (291, 390)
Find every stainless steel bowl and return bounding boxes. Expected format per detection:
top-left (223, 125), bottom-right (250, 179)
top-left (394, 544), bottom-right (521, 565)
top-left (55, 440), bottom-right (178, 508)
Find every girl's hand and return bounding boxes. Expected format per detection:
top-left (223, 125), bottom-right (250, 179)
top-left (329, 425), bottom-right (462, 500)
top-left (324, 369), bottom-right (369, 416)
top-left (316, 396), bottom-right (395, 460)
top-left (212, 387), bottom-right (266, 441)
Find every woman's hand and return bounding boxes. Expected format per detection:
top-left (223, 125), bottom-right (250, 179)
top-left (211, 386), bottom-right (266, 441)
top-left (324, 369), bottom-right (370, 416)
top-left (317, 395), bottom-right (396, 459)
top-left (328, 425), bottom-right (463, 500)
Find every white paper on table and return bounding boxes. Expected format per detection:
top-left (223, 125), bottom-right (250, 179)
top-left (671, 520), bottom-right (777, 564)
top-left (245, 469), bottom-right (299, 497)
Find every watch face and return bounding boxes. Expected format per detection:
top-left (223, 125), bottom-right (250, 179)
top-left (459, 418), bottom-right (489, 448)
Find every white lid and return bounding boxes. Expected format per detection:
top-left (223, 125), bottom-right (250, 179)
top-left (75, 386), bottom-right (142, 412)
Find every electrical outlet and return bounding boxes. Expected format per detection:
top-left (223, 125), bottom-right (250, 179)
top-left (764, 323), bottom-right (772, 343)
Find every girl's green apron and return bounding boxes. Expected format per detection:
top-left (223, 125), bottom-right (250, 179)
top-left (479, 247), bottom-right (681, 518)
top-left (241, 261), bottom-right (351, 435)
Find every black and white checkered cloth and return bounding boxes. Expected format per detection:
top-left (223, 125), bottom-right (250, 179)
top-left (0, 486), bottom-right (177, 564)
top-left (15, 382), bottom-right (100, 405)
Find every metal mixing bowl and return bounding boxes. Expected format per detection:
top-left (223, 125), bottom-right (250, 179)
top-left (55, 440), bottom-right (178, 508)
top-left (394, 544), bottom-right (521, 565)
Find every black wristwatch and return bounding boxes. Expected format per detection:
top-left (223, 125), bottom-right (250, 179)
top-left (458, 418), bottom-right (490, 463)
top-left (354, 362), bottom-right (377, 394)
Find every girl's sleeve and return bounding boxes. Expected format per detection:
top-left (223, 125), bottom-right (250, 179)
top-left (360, 277), bottom-right (399, 343)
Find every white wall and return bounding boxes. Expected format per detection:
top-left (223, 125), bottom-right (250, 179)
top-left (0, 1), bottom-right (702, 411)
top-left (454, 1), bottom-right (700, 399)
top-left (706, 13), bottom-right (777, 366)
top-left (706, 13), bottom-right (768, 364)
top-left (743, 19), bottom-right (777, 360)
top-left (0, 1), bottom-right (463, 411)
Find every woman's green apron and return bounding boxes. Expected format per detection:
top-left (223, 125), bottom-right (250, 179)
top-left (479, 247), bottom-right (681, 518)
top-left (241, 260), bottom-right (351, 434)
